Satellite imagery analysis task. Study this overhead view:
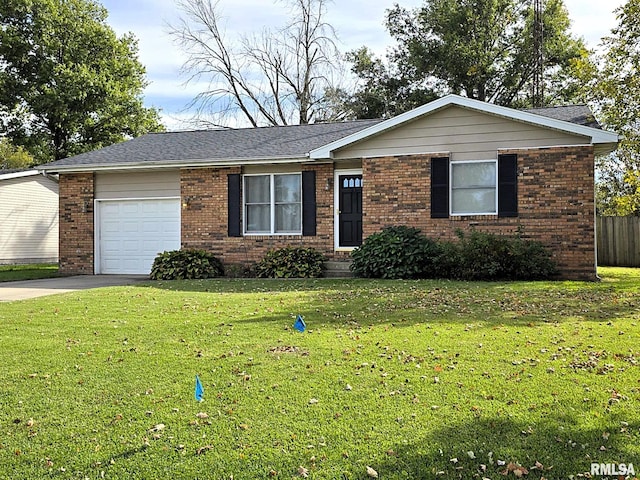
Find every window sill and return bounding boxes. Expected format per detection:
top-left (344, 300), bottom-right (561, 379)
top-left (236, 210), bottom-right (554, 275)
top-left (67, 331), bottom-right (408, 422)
top-left (243, 233), bottom-right (303, 237)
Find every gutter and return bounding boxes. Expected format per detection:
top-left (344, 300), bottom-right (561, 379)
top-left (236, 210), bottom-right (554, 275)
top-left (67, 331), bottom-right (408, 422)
top-left (36, 155), bottom-right (321, 174)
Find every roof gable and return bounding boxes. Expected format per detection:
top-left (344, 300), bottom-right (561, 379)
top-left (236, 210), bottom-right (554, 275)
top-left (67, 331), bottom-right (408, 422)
top-left (310, 95), bottom-right (618, 159)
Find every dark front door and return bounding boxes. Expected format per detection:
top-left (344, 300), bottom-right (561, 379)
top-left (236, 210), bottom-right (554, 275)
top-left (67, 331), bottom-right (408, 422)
top-left (338, 175), bottom-right (363, 247)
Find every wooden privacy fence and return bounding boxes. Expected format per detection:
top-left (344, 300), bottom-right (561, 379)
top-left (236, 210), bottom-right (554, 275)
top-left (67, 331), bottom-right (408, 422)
top-left (597, 216), bottom-right (640, 267)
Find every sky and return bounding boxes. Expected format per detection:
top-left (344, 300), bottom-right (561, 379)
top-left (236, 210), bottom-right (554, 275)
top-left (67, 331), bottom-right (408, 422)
top-left (99, 0), bottom-right (626, 130)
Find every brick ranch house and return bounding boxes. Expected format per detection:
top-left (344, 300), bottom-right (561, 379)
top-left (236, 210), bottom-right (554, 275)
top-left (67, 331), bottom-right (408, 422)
top-left (39, 95), bottom-right (618, 280)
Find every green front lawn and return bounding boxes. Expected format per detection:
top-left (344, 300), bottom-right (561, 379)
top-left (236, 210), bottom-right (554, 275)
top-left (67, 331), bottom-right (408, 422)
top-left (0, 263), bottom-right (59, 282)
top-left (0, 268), bottom-right (639, 479)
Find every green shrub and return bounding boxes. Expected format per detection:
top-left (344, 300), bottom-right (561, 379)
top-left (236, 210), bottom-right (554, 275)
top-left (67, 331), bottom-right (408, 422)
top-left (351, 226), bottom-right (558, 281)
top-left (453, 230), bottom-right (510, 280)
top-left (351, 226), bottom-right (441, 279)
top-left (255, 247), bottom-right (326, 278)
top-left (150, 249), bottom-right (224, 280)
top-left (505, 236), bottom-right (559, 280)
top-left (445, 230), bottom-right (558, 281)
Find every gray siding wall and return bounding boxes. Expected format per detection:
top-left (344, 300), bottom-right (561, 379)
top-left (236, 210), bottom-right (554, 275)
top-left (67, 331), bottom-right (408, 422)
top-left (94, 170), bottom-right (180, 199)
top-left (334, 106), bottom-right (591, 161)
top-left (0, 174), bottom-right (59, 264)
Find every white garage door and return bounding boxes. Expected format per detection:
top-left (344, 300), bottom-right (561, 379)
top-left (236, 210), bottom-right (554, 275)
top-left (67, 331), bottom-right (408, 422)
top-left (97, 199), bottom-right (181, 274)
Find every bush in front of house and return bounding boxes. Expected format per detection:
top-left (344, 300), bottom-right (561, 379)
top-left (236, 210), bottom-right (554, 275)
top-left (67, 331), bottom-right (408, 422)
top-left (255, 247), bottom-right (326, 278)
top-left (451, 230), bottom-right (558, 280)
top-left (452, 229), bottom-right (510, 280)
top-left (350, 226), bottom-right (558, 281)
top-left (150, 249), bottom-right (224, 280)
top-left (503, 235), bottom-right (559, 280)
top-left (350, 226), bottom-right (442, 279)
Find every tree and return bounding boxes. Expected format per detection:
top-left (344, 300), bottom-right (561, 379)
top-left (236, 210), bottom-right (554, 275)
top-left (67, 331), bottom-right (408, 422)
top-left (347, 0), bottom-right (587, 116)
top-left (0, 138), bottom-right (34, 170)
top-left (0, 0), bottom-right (163, 163)
top-left (587, 0), bottom-right (640, 216)
top-left (341, 46), bottom-right (438, 119)
top-left (170, 0), bottom-right (345, 127)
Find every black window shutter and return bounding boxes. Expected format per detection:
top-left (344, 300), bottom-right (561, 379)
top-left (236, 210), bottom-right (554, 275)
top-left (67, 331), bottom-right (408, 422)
top-left (430, 157), bottom-right (449, 218)
top-left (228, 174), bottom-right (242, 237)
top-left (498, 154), bottom-right (518, 217)
top-left (302, 170), bottom-right (316, 236)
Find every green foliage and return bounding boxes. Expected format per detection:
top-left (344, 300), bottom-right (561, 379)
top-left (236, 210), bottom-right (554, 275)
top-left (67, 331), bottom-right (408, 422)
top-left (351, 227), bottom-right (557, 280)
top-left (584, 0), bottom-right (640, 216)
top-left (343, 47), bottom-right (438, 119)
top-left (0, 0), bottom-right (164, 163)
top-left (345, 0), bottom-right (587, 117)
top-left (255, 247), bottom-right (326, 278)
top-left (150, 249), bottom-right (224, 280)
top-left (0, 138), bottom-right (34, 169)
top-left (452, 230), bottom-right (558, 280)
top-left (350, 226), bottom-right (441, 279)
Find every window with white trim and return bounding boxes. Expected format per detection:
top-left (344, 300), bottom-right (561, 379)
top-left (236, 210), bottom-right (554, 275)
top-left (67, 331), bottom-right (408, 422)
top-left (450, 160), bottom-right (497, 215)
top-left (244, 173), bottom-right (302, 234)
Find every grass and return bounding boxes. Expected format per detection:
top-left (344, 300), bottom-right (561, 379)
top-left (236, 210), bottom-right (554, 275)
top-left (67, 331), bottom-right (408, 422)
top-left (0, 267), bottom-right (639, 479)
top-left (0, 263), bottom-right (59, 282)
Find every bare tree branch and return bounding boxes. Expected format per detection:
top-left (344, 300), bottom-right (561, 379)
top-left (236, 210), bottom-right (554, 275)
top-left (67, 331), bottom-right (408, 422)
top-left (169, 0), bottom-right (346, 127)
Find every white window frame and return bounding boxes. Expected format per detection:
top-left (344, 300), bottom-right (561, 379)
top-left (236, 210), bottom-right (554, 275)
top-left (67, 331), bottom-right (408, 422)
top-left (450, 159), bottom-right (498, 216)
top-left (243, 173), bottom-right (302, 235)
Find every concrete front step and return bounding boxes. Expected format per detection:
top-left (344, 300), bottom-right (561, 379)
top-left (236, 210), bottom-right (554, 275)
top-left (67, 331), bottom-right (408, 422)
top-left (323, 261), bottom-right (353, 278)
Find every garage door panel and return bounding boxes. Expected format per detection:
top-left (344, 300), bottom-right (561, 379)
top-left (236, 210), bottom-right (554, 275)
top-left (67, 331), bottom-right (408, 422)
top-left (98, 199), bottom-right (180, 274)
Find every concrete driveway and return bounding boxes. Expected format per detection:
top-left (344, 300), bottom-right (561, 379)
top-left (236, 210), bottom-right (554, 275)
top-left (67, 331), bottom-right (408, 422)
top-left (0, 275), bottom-right (149, 301)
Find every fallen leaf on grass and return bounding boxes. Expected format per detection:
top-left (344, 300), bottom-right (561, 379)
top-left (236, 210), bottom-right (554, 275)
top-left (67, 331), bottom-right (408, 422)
top-left (531, 461), bottom-right (544, 470)
top-left (367, 466), bottom-right (378, 478)
top-left (196, 445), bottom-right (213, 455)
top-left (366, 466), bottom-right (379, 478)
top-left (309, 398), bottom-right (319, 405)
top-left (500, 462), bottom-right (528, 477)
top-left (196, 412), bottom-right (209, 419)
top-left (148, 424), bottom-right (165, 433)
top-left (297, 465), bottom-right (309, 477)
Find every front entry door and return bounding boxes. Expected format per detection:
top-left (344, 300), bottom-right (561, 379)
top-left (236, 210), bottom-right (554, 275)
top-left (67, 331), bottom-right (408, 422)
top-left (338, 174), bottom-right (363, 247)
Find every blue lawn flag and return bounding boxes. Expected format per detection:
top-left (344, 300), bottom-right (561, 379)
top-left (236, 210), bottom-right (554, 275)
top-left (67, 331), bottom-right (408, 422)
top-left (195, 375), bottom-right (204, 402)
top-left (294, 314), bottom-right (306, 332)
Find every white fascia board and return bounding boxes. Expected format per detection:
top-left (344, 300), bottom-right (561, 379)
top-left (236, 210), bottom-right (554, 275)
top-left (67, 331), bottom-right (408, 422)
top-left (309, 94), bottom-right (619, 159)
top-left (37, 156), bottom-right (311, 174)
top-left (0, 169), bottom-right (40, 181)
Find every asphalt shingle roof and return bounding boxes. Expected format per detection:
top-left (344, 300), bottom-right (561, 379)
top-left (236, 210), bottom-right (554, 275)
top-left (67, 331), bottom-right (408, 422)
top-left (39, 103), bottom-right (600, 171)
top-left (524, 104), bottom-right (599, 129)
top-left (43, 119), bottom-right (382, 169)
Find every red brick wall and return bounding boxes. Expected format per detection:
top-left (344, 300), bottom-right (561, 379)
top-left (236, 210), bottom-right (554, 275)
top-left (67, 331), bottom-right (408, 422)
top-left (57, 145), bottom-right (596, 279)
top-left (362, 146), bottom-right (596, 279)
top-left (180, 164), bottom-right (345, 266)
top-left (59, 173), bottom-right (94, 274)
